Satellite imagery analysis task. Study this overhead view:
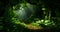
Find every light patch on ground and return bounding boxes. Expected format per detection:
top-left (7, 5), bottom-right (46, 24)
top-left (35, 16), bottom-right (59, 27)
top-left (26, 24), bottom-right (43, 30)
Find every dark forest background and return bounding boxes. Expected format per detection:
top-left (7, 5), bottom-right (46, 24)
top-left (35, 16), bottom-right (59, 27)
top-left (0, 0), bottom-right (60, 32)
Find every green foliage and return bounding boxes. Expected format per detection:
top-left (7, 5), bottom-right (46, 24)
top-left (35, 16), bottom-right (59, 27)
top-left (0, 0), bottom-right (60, 32)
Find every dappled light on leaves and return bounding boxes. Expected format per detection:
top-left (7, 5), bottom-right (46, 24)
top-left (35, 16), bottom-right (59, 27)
top-left (0, 0), bottom-right (60, 32)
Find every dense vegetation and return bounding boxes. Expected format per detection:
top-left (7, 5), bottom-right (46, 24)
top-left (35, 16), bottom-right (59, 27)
top-left (0, 0), bottom-right (60, 32)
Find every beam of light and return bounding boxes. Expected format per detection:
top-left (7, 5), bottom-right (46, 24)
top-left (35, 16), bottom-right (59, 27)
top-left (13, 3), bottom-right (35, 20)
top-left (12, 3), bottom-right (56, 30)
top-left (16, 7), bottom-right (27, 20)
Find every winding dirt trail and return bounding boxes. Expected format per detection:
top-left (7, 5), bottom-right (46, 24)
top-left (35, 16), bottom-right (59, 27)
top-left (26, 24), bottom-right (43, 30)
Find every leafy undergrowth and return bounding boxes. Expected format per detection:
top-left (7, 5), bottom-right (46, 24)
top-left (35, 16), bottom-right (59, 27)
top-left (11, 17), bottom-right (55, 30)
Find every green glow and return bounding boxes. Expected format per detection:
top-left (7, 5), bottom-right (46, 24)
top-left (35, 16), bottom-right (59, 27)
top-left (31, 22), bottom-right (39, 26)
top-left (45, 20), bottom-right (50, 23)
top-left (11, 16), bottom-right (55, 29)
top-left (35, 19), bottom-right (55, 26)
top-left (14, 21), bottom-right (21, 24)
top-left (42, 8), bottom-right (46, 10)
top-left (41, 20), bottom-right (44, 22)
top-left (36, 20), bottom-right (44, 24)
